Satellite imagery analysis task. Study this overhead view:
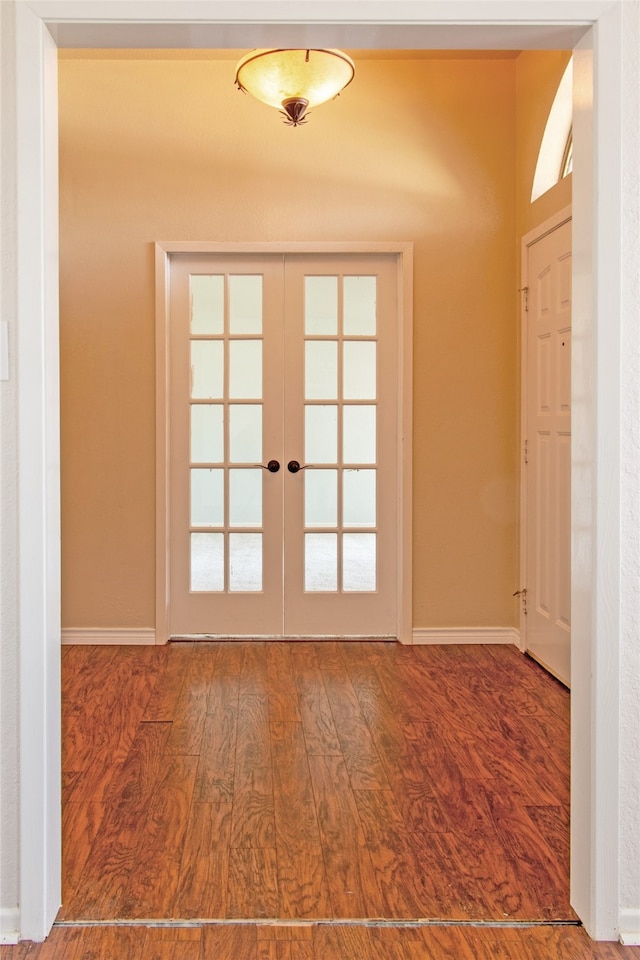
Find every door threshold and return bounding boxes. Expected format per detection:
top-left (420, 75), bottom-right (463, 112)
top-left (169, 634), bottom-right (398, 641)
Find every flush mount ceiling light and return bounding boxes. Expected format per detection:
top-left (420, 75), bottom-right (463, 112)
top-left (234, 48), bottom-right (355, 126)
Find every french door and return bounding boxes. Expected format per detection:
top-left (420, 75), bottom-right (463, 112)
top-left (167, 252), bottom-right (400, 638)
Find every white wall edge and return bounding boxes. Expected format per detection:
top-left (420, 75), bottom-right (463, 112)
top-left (412, 627), bottom-right (521, 646)
top-left (0, 909), bottom-right (20, 945)
top-left (619, 910), bottom-right (640, 947)
top-left (61, 628), bottom-right (156, 645)
top-left (15, 0), bottom-right (61, 941)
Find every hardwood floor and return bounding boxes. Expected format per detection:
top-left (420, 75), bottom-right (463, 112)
top-left (3, 640), bottom-right (640, 957)
top-left (57, 640), bottom-right (575, 923)
top-left (3, 923), bottom-right (640, 959)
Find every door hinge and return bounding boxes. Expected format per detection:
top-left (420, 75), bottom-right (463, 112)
top-left (523, 438), bottom-right (529, 465)
top-left (519, 285), bottom-right (529, 312)
top-left (513, 587), bottom-right (528, 615)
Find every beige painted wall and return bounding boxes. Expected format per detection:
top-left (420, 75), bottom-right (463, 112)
top-left (58, 52), bottom-right (565, 632)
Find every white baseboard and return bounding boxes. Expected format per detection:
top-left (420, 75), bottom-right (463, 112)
top-left (0, 908), bottom-right (20, 944)
top-left (619, 909), bottom-right (640, 946)
top-left (61, 628), bottom-right (157, 645)
top-left (412, 627), bottom-right (520, 646)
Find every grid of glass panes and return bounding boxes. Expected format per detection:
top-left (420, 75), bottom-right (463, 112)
top-left (189, 273), bottom-right (264, 592)
top-left (303, 275), bottom-right (377, 592)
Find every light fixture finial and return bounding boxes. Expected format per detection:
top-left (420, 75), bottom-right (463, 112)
top-left (281, 97), bottom-right (309, 126)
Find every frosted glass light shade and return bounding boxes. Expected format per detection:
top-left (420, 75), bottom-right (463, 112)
top-left (235, 48), bottom-right (355, 125)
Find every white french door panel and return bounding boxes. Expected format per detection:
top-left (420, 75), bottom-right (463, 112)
top-left (524, 218), bottom-right (572, 685)
top-left (168, 254), bottom-right (285, 636)
top-left (167, 251), bottom-right (400, 638)
top-left (282, 254), bottom-right (398, 636)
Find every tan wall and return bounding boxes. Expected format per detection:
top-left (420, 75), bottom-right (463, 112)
top-left (59, 53), bottom-right (522, 631)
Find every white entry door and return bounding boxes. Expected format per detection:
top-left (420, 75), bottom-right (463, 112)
top-left (524, 218), bottom-right (572, 685)
top-left (168, 252), bottom-right (399, 638)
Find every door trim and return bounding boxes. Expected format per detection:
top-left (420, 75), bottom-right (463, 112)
top-left (155, 241), bottom-right (413, 645)
top-left (519, 206), bottom-right (572, 658)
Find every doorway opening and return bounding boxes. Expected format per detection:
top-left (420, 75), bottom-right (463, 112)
top-left (157, 246), bottom-right (412, 641)
top-left (13, 2), bottom-right (631, 945)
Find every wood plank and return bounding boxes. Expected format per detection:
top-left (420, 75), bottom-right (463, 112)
top-left (289, 644), bottom-right (341, 757)
top-left (61, 769), bottom-right (83, 805)
top-left (352, 789), bottom-right (438, 917)
top-left (230, 649), bottom-right (275, 849)
top-left (227, 848), bottom-right (279, 918)
top-left (412, 827), bottom-right (536, 920)
top-left (257, 926), bottom-right (313, 941)
top-left (345, 655), bottom-right (450, 834)
top-left (333, 925), bottom-right (385, 960)
top-left (307, 754), bottom-right (383, 918)
top-left (290, 943), bottom-right (315, 960)
top-left (171, 943), bottom-right (202, 960)
top-left (266, 643), bottom-right (301, 722)
top-left (165, 645), bottom-right (218, 756)
top-left (61, 646), bottom-right (121, 720)
top-left (20, 925), bottom-right (84, 960)
top-left (357, 642), bottom-right (436, 724)
top-left (312, 925), bottom-right (344, 960)
top-left (418, 925), bottom-right (480, 960)
top-left (193, 674), bottom-right (238, 803)
top-left (270, 720), bottom-right (330, 918)
top-left (371, 927), bottom-right (424, 941)
top-left (61, 801), bottom-right (105, 906)
top-left (473, 701), bottom-right (570, 805)
top-left (208, 640), bottom-right (249, 679)
top-left (321, 666), bottom-right (389, 791)
top-left (401, 723), bottom-right (497, 841)
top-left (311, 640), bottom-right (345, 672)
top-left (466, 779), bottom-right (575, 920)
top-left (62, 721), bottom-right (171, 918)
top-left (10, 924), bottom-right (640, 960)
top-left (271, 722), bottom-right (322, 849)
top-left (118, 754), bottom-right (198, 917)
top-left (142, 642), bottom-right (193, 721)
top-left (276, 844), bottom-right (331, 919)
top-left (75, 925), bottom-right (149, 960)
top-left (485, 646), bottom-right (571, 724)
top-left (67, 650), bottom-right (166, 803)
top-left (524, 804), bottom-right (570, 876)
top-left (174, 802), bottom-right (232, 918)
top-left (136, 940), bottom-right (175, 960)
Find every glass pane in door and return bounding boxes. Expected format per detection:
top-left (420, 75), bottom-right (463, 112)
top-left (343, 534), bottom-right (376, 591)
top-left (191, 341), bottom-right (224, 399)
top-left (229, 275), bottom-right (263, 334)
top-left (191, 275), bottom-right (224, 335)
top-left (191, 404), bottom-right (224, 463)
top-left (191, 533), bottom-right (224, 591)
top-left (305, 534), bottom-right (338, 591)
top-left (305, 276), bottom-right (338, 335)
top-left (343, 276), bottom-right (377, 335)
top-left (187, 265), bottom-right (267, 596)
top-left (301, 271), bottom-right (381, 596)
top-left (305, 406), bottom-right (338, 462)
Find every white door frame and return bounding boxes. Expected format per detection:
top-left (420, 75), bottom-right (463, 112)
top-left (155, 241), bottom-right (413, 645)
top-left (10, 0), bottom-right (636, 943)
top-left (519, 205), bottom-right (573, 654)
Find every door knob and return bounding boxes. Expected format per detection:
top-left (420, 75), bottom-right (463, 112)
top-left (258, 460), bottom-right (280, 473)
top-left (287, 460), bottom-right (308, 473)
